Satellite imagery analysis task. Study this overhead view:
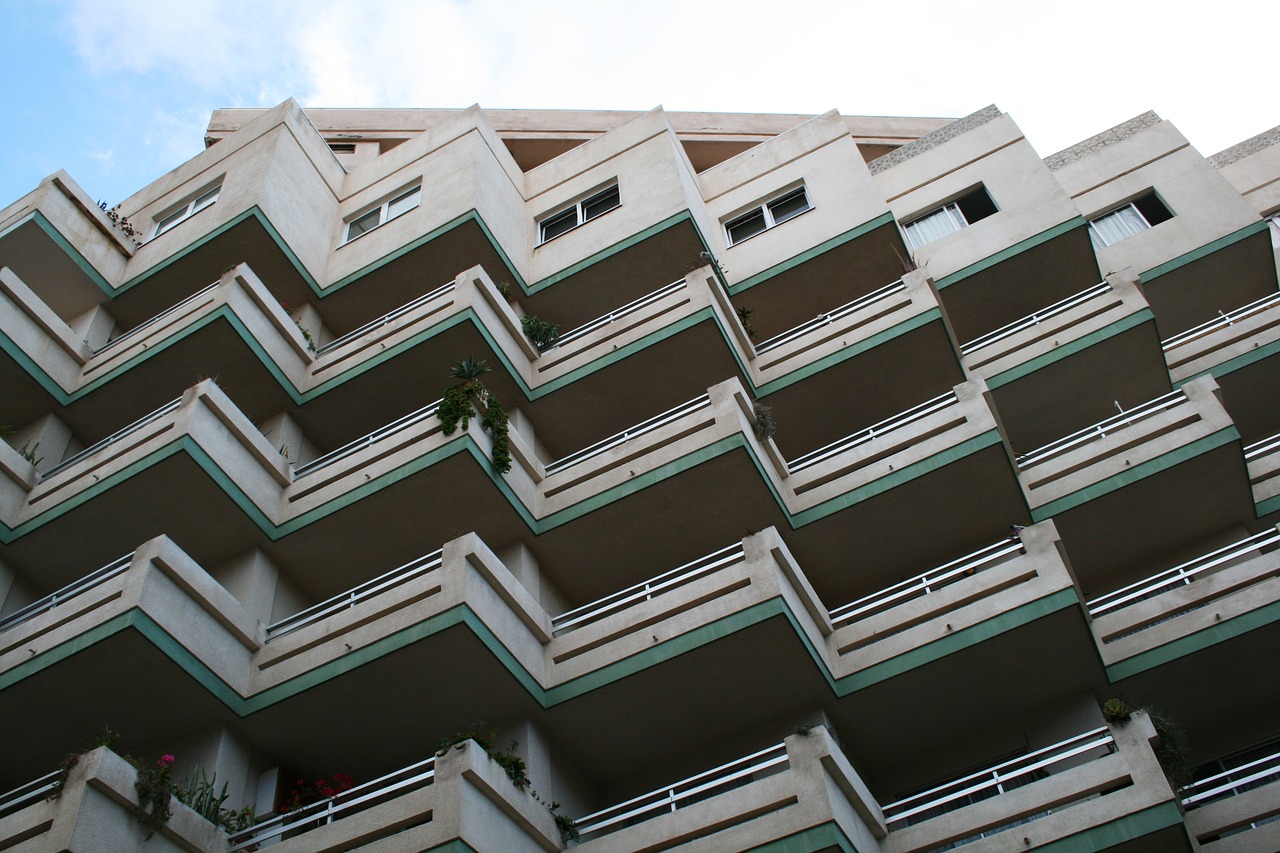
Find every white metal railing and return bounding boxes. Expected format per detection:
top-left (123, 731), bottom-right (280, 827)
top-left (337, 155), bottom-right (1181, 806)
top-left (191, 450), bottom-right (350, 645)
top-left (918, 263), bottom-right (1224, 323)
top-left (93, 281), bottom-right (221, 354)
top-left (754, 280), bottom-right (906, 354)
top-left (829, 538), bottom-right (1025, 627)
top-left (314, 282), bottom-right (456, 355)
top-left (1182, 748), bottom-right (1280, 808)
top-left (545, 394), bottom-right (712, 476)
top-left (1015, 389), bottom-right (1187, 469)
top-left (227, 756), bottom-right (436, 851)
top-left (547, 279), bottom-right (687, 350)
top-left (883, 726), bottom-right (1115, 826)
top-left (961, 282), bottom-right (1111, 355)
top-left (0, 552), bottom-right (134, 635)
top-left (788, 391), bottom-right (958, 472)
top-left (266, 548), bottom-right (444, 640)
top-left (1161, 291), bottom-right (1280, 351)
top-left (293, 401), bottom-right (443, 478)
top-left (574, 742), bottom-right (788, 839)
top-left (551, 542), bottom-right (745, 635)
top-left (0, 769), bottom-right (61, 820)
top-left (1087, 529), bottom-right (1280, 618)
top-left (40, 397), bottom-right (183, 479)
top-left (1245, 432), bottom-right (1280, 462)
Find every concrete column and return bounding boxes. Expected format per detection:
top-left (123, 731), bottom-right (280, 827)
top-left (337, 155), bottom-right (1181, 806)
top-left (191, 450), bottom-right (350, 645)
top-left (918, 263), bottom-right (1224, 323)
top-left (210, 548), bottom-right (307, 626)
top-left (496, 541), bottom-right (567, 615)
top-left (68, 303), bottom-right (117, 350)
top-left (257, 410), bottom-right (318, 468)
top-left (7, 411), bottom-right (74, 473)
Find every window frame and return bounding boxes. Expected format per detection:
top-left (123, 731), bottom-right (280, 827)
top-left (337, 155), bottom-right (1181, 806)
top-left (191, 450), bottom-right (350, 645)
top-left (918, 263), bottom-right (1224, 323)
top-left (537, 183), bottom-right (621, 245)
top-left (1088, 191), bottom-right (1173, 249)
top-left (901, 186), bottom-right (997, 252)
top-left (1266, 212), bottom-right (1280, 249)
top-left (724, 185), bottom-right (813, 247)
top-left (152, 182), bottom-right (222, 239)
top-left (341, 184), bottom-right (422, 245)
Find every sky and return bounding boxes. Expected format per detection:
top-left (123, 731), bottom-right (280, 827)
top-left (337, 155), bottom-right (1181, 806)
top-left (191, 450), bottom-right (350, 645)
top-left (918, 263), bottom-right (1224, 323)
top-left (1, 0), bottom-right (1276, 207)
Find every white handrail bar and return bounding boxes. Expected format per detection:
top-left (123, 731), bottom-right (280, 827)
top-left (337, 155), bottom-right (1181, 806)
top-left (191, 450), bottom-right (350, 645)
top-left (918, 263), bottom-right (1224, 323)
top-left (1162, 291), bottom-right (1280, 351)
top-left (754, 280), bottom-right (907, 354)
top-left (1181, 749), bottom-right (1280, 807)
top-left (1245, 432), bottom-right (1280, 462)
top-left (575, 742), bottom-right (788, 838)
top-left (551, 542), bottom-right (745, 634)
top-left (293, 401), bottom-right (443, 478)
top-left (884, 727), bottom-right (1114, 824)
top-left (960, 282), bottom-right (1111, 355)
top-left (267, 548), bottom-right (444, 640)
top-left (549, 279), bottom-right (687, 350)
top-left (545, 394), bottom-right (712, 475)
top-left (41, 397), bottom-right (183, 479)
top-left (0, 552), bottom-right (135, 634)
top-left (94, 281), bottom-right (221, 354)
top-left (1087, 529), bottom-right (1280, 617)
top-left (315, 282), bottom-right (456, 355)
top-left (1015, 390), bottom-right (1187, 469)
top-left (829, 538), bottom-right (1024, 626)
top-left (228, 756), bottom-right (436, 851)
top-left (788, 391), bottom-right (958, 472)
top-left (0, 770), bottom-right (61, 819)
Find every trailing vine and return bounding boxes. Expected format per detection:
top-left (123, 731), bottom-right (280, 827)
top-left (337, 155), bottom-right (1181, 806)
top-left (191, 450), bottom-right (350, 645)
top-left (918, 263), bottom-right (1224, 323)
top-left (438, 358), bottom-right (512, 474)
top-left (134, 754), bottom-right (175, 839)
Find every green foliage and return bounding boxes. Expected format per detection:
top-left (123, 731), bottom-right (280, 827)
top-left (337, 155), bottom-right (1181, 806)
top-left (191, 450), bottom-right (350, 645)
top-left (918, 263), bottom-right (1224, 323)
top-left (1102, 697), bottom-right (1130, 723)
top-left (752, 403), bottom-right (776, 441)
top-left (437, 722), bottom-right (494, 757)
top-left (482, 395), bottom-right (512, 474)
top-left (1145, 707), bottom-right (1193, 790)
top-left (54, 727), bottom-right (122, 800)
top-left (736, 306), bottom-right (756, 339)
top-left (174, 768), bottom-right (258, 834)
top-left (438, 384), bottom-right (476, 435)
top-left (18, 440), bottom-right (42, 467)
top-left (438, 358), bottom-right (511, 474)
top-left (451, 356), bottom-right (491, 381)
top-left (520, 315), bottom-right (561, 349)
top-left (552, 807), bottom-right (580, 843)
top-left (134, 755), bottom-right (175, 839)
top-left (490, 741), bottom-right (531, 790)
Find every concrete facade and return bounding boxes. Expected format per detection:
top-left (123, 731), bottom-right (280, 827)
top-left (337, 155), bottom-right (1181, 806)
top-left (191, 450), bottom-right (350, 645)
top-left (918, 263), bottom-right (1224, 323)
top-left (1, 102), bottom-right (1279, 852)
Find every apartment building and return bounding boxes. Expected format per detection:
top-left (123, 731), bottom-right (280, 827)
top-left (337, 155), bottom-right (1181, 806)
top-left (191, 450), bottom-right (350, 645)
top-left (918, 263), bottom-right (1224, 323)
top-left (0, 99), bottom-right (1278, 852)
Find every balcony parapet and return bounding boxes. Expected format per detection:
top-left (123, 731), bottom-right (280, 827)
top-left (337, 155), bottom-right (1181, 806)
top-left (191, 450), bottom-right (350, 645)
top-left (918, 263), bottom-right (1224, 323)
top-left (1015, 374), bottom-right (1237, 517)
top-left (1162, 290), bottom-right (1280, 384)
top-left (1247, 432), bottom-right (1280, 514)
top-left (1183, 746), bottom-right (1280, 851)
top-left (1087, 527), bottom-right (1280, 673)
top-left (961, 274), bottom-right (1152, 387)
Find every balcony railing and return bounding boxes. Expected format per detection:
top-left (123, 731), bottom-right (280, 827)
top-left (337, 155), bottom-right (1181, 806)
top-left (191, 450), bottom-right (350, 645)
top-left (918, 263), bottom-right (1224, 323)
top-left (883, 726), bottom-right (1115, 827)
top-left (551, 542), bottom-right (746, 636)
top-left (293, 401), bottom-right (442, 478)
top-left (1087, 529), bottom-right (1280, 619)
top-left (574, 742), bottom-right (788, 839)
top-left (788, 391), bottom-right (958, 473)
top-left (314, 281), bottom-right (456, 356)
top-left (546, 279), bottom-right (687, 351)
top-left (0, 769), bottom-right (60, 821)
top-left (545, 394), bottom-right (712, 476)
top-left (1161, 291), bottom-right (1280, 351)
top-left (93, 281), bottom-right (221, 354)
top-left (828, 538), bottom-right (1024, 628)
top-left (1015, 390), bottom-right (1187, 468)
top-left (40, 397), bottom-right (183, 479)
top-left (960, 282), bottom-right (1111, 355)
top-left (266, 548), bottom-right (444, 640)
top-left (754, 279), bottom-right (906, 354)
top-left (1245, 432), bottom-right (1280, 463)
top-left (1183, 747), bottom-right (1280, 809)
top-left (228, 755), bottom-right (436, 851)
top-left (0, 552), bottom-right (134, 635)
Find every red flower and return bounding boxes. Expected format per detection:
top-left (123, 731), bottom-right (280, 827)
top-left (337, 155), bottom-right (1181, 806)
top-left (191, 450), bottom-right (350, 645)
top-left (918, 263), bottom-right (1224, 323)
top-left (158, 754), bottom-right (175, 767)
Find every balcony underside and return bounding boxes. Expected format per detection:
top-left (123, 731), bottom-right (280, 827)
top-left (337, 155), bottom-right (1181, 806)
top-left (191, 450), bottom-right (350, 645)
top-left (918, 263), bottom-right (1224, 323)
top-left (1213, 349), bottom-right (1280, 443)
top-left (0, 216), bottom-right (109, 322)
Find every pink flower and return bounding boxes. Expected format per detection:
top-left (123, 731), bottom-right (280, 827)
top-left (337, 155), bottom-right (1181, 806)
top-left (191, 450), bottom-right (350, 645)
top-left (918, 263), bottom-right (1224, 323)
top-left (158, 754), bottom-right (175, 767)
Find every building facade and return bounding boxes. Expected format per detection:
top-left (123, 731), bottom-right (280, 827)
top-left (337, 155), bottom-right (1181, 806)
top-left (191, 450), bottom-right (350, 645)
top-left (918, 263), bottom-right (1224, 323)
top-left (0, 100), bottom-right (1278, 852)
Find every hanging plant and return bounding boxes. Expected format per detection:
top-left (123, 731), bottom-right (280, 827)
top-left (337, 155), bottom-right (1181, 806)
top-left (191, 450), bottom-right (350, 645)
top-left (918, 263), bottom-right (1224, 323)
top-left (439, 358), bottom-right (512, 474)
top-left (520, 315), bottom-right (560, 349)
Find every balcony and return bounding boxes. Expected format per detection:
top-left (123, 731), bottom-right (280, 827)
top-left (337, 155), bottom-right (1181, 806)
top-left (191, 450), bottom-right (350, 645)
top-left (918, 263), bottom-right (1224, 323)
top-left (1162, 290), bottom-right (1280, 384)
top-left (1183, 743), bottom-right (1280, 852)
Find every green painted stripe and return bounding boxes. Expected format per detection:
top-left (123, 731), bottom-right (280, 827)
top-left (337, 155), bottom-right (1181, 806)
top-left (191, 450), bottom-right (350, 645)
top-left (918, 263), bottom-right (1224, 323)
top-left (935, 218), bottom-right (1087, 290)
top-left (1029, 427), bottom-right (1241, 522)
top-left (0, 325), bottom-right (71, 404)
top-left (0, 611), bottom-right (136, 691)
top-left (791, 430), bottom-right (1006, 527)
top-left (527, 211), bottom-right (694, 294)
top-left (1106, 598), bottom-right (1280, 681)
top-left (1140, 220), bottom-right (1270, 283)
top-left (1257, 493), bottom-right (1280, 518)
top-left (31, 211), bottom-right (114, 296)
top-left (130, 611), bottom-right (246, 708)
top-left (1031, 801), bottom-right (1182, 852)
top-left (1175, 337), bottom-right (1280, 386)
top-left (425, 842), bottom-right (481, 853)
top-left (728, 212), bottom-right (898, 295)
top-left (832, 589), bottom-right (1079, 693)
top-left (745, 822), bottom-right (858, 853)
top-left (984, 310), bottom-right (1156, 390)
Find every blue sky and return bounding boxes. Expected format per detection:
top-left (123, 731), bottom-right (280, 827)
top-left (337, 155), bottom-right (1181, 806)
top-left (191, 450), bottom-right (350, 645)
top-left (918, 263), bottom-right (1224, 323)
top-left (2, 0), bottom-right (1276, 208)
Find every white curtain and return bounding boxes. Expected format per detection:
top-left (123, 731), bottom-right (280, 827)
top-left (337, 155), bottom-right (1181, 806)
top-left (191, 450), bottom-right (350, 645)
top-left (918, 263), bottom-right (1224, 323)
top-left (904, 205), bottom-right (966, 250)
top-left (1090, 205), bottom-right (1147, 249)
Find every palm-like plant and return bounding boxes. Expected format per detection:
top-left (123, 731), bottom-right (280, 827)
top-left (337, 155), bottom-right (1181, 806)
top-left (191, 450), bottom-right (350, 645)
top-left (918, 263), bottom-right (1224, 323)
top-left (439, 357), bottom-right (511, 474)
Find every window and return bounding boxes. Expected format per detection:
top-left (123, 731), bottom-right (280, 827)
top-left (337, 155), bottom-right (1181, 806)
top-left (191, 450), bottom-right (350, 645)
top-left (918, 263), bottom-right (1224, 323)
top-left (901, 187), bottom-right (997, 251)
top-left (538, 183), bottom-right (620, 244)
top-left (343, 185), bottom-right (421, 243)
top-left (725, 186), bottom-right (812, 246)
top-left (1088, 192), bottom-right (1173, 249)
top-left (153, 183), bottom-right (221, 238)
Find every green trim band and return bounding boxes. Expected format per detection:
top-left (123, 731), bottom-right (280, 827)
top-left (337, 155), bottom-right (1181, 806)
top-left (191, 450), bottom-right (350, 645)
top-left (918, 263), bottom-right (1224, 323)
top-left (31, 211), bottom-right (114, 296)
top-left (1175, 337), bottom-right (1280, 386)
top-left (745, 823), bottom-right (859, 853)
top-left (1106, 598), bottom-right (1280, 681)
top-left (1032, 801), bottom-right (1183, 852)
top-left (728, 212), bottom-right (898, 295)
top-left (1140, 220), bottom-right (1270, 283)
top-left (935, 217), bottom-right (1087, 290)
top-left (984, 310), bottom-right (1156, 391)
